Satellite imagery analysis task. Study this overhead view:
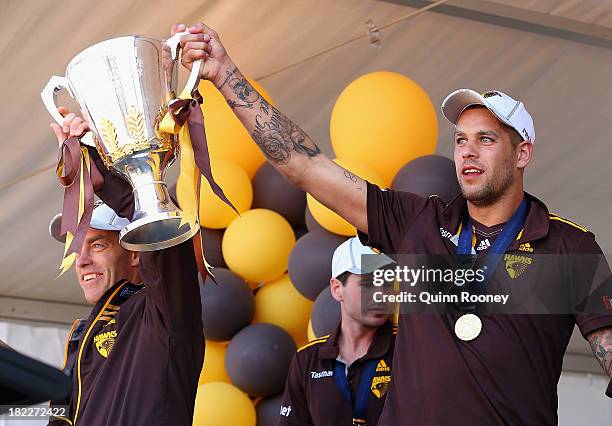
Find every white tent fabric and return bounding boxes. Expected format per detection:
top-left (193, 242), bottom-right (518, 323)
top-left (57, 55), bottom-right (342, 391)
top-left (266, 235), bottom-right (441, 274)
top-left (1, 0), bottom-right (611, 306)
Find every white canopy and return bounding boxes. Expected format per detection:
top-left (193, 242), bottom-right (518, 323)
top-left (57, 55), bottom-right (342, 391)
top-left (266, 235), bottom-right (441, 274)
top-left (1, 0), bottom-right (611, 338)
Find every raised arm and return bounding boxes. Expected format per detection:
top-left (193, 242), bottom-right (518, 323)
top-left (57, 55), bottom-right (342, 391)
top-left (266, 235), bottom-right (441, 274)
top-left (587, 327), bottom-right (612, 379)
top-left (175, 23), bottom-right (368, 233)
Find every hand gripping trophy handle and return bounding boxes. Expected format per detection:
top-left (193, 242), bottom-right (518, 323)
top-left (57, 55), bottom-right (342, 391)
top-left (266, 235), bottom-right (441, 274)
top-left (40, 75), bottom-right (96, 147)
top-left (165, 30), bottom-right (204, 98)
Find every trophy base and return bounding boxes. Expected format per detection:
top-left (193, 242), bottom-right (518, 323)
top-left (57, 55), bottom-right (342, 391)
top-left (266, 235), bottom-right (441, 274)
top-left (119, 212), bottom-right (199, 252)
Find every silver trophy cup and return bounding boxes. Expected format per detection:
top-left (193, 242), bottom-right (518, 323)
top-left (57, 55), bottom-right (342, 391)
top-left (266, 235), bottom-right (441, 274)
top-left (41, 33), bottom-right (202, 251)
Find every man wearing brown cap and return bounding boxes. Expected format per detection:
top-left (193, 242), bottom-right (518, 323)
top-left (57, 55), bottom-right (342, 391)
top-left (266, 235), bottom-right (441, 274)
top-left (178, 21), bottom-right (612, 425)
top-left (45, 111), bottom-right (204, 426)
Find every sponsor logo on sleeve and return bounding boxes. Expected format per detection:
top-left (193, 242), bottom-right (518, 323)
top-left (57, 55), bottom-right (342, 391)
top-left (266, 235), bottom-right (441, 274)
top-left (280, 405), bottom-right (292, 417)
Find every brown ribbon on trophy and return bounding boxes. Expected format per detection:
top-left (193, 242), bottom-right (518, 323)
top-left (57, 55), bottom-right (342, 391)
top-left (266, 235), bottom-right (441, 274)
top-left (56, 136), bottom-right (103, 276)
top-left (161, 88), bottom-right (238, 282)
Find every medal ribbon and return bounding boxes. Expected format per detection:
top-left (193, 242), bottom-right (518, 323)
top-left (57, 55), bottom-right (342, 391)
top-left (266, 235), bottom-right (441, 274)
top-left (333, 358), bottom-right (378, 425)
top-left (457, 197), bottom-right (529, 296)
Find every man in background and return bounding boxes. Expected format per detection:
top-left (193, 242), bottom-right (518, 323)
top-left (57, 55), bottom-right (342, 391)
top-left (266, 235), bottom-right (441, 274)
top-left (278, 237), bottom-right (395, 426)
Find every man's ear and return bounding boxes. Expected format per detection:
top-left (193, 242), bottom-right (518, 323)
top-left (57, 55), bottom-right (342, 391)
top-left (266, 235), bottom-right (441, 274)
top-left (330, 278), bottom-right (344, 303)
top-left (129, 251), bottom-right (140, 268)
top-left (516, 141), bottom-right (533, 169)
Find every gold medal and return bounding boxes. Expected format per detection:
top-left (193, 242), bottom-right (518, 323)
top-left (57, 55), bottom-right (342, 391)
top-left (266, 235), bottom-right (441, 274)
top-left (454, 313), bottom-right (482, 341)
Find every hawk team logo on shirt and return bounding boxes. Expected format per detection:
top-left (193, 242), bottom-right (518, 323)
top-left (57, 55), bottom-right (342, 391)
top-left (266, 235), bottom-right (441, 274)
top-left (94, 330), bottom-right (117, 358)
top-left (504, 254), bottom-right (533, 279)
top-left (371, 374), bottom-right (391, 399)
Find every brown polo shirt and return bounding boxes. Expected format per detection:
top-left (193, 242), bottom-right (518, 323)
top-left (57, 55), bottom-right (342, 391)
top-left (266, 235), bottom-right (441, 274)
top-left (359, 182), bottom-right (612, 426)
top-left (277, 320), bottom-right (395, 426)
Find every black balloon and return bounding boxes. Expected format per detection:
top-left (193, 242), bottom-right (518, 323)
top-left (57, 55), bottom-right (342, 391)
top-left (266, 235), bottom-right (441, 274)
top-left (304, 207), bottom-right (324, 232)
top-left (225, 323), bottom-right (296, 397)
top-left (199, 268), bottom-right (255, 341)
top-left (311, 287), bottom-right (341, 338)
top-left (201, 228), bottom-right (227, 268)
top-left (292, 225), bottom-right (308, 241)
top-left (256, 393), bottom-right (284, 426)
top-left (391, 155), bottom-right (460, 203)
top-left (252, 163), bottom-right (306, 226)
top-left (288, 230), bottom-right (346, 301)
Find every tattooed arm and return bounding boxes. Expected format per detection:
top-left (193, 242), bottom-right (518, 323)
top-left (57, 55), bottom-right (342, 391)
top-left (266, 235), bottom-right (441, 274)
top-left (587, 327), bottom-right (612, 379)
top-left (174, 23), bottom-right (368, 232)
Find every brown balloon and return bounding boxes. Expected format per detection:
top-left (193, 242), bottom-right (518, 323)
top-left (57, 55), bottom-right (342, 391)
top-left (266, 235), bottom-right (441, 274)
top-left (201, 227), bottom-right (227, 268)
top-left (225, 323), bottom-right (297, 397)
top-left (199, 268), bottom-right (255, 341)
top-left (391, 155), bottom-right (460, 203)
top-left (293, 225), bottom-right (308, 241)
top-left (252, 163), bottom-right (306, 226)
top-left (311, 287), bottom-right (341, 338)
top-left (288, 229), bottom-right (347, 301)
top-left (256, 393), bottom-right (283, 426)
top-left (304, 206), bottom-right (324, 232)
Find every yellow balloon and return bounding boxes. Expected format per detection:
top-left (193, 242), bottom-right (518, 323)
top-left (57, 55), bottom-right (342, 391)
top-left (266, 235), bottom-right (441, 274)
top-left (307, 319), bottom-right (317, 341)
top-left (306, 158), bottom-right (385, 236)
top-left (253, 274), bottom-right (313, 347)
top-left (330, 71), bottom-right (438, 186)
top-left (193, 382), bottom-right (256, 426)
top-left (199, 79), bottom-right (274, 179)
top-left (199, 341), bottom-right (231, 385)
top-left (222, 209), bottom-right (295, 283)
top-left (199, 158), bottom-right (253, 229)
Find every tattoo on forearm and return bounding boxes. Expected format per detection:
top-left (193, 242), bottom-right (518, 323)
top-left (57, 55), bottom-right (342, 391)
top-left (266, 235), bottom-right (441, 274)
top-left (220, 67), bottom-right (321, 164)
top-left (588, 328), bottom-right (612, 378)
top-left (344, 170), bottom-right (358, 183)
top-left (220, 68), bottom-right (259, 110)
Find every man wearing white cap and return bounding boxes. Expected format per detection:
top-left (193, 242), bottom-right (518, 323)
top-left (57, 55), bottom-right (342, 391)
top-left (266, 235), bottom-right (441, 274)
top-left (278, 237), bottom-right (395, 426)
top-left (177, 23), bottom-right (612, 425)
top-left (46, 112), bottom-right (204, 426)
top-left (49, 201), bottom-right (138, 305)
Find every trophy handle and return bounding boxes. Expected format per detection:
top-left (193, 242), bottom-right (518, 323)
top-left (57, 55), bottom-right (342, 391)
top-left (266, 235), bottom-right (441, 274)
top-left (41, 76), bottom-right (73, 126)
top-left (40, 75), bottom-right (95, 147)
top-left (166, 31), bottom-right (204, 96)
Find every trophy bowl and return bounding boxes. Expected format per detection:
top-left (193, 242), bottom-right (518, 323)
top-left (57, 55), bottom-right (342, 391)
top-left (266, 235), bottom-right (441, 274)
top-left (41, 33), bottom-right (202, 251)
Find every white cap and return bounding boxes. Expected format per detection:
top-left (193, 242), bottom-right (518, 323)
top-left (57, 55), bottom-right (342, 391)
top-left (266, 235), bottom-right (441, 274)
top-left (49, 200), bottom-right (130, 243)
top-left (441, 89), bottom-right (535, 143)
top-left (331, 237), bottom-right (395, 278)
